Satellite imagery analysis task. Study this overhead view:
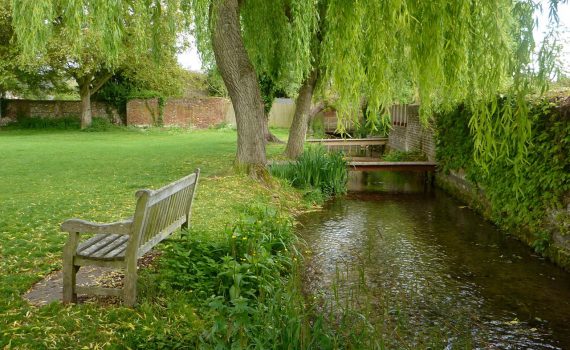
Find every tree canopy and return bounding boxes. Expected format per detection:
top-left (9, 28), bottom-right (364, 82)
top-left (12, 0), bottom-right (566, 168)
top-left (189, 0), bottom-right (564, 168)
top-left (1, 1), bottom-right (71, 99)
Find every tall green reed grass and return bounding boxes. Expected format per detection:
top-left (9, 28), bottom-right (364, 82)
top-left (270, 146), bottom-right (348, 199)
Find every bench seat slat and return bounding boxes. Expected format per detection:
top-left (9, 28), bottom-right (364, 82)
top-left (103, 244), bottom-right (128, 259)
top-left (77, 234), bottom-right (120, 256)
top-left (77, 234), bottom-right (128, 260)
top-left (90, 235), bottom-right (129, 259)
top-left (76, 234), bottom-right (107, 252)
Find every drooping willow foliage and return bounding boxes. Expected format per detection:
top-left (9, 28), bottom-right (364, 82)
top-left (11, 0), bottom-right (565, 171)
top-left (189, 0), bottom-right (317, 96)
top-left (318, 0), bottom-right (564, 171)
top-left (190, 0), bottom-right (565, 172)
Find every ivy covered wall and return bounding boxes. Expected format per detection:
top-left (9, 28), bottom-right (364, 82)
top-left (435, 96), bottom-right (570, 269)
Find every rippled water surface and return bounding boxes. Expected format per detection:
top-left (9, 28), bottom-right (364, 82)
top-left (299, 172), bottom-right (570, 349)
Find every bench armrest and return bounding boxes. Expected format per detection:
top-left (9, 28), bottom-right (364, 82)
top-left (61, 218), bottom-right (133, 235)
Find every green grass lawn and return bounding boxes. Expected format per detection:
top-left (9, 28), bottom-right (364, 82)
top-left (0, 127), bottom-right (302, 348)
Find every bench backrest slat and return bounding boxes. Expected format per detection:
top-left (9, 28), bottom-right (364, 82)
top-left (146, 173), bottom-right (198, 206)
top-left (135, 170), bottom-right (199, 250)
top-left (129, 170), bottom-right (200, 256)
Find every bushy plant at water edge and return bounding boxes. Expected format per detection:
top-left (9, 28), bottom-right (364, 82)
top-left (270, 146), bottom-right (348, 199)
top-left (159, 205), bottom-right (307, 348)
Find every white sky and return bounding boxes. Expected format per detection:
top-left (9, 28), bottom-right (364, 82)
top-left (177, 36), bottom-right (202, 72)
top-left (177, 2), bottom-right (570, 75)
top-left (535, 1), bottom-right (570, 75)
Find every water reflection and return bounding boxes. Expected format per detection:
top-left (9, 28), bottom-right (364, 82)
top-left (299, 171), bottom-right (570, 349)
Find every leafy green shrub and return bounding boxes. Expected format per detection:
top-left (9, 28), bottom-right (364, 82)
top-left (82, 117), bottom-right (115, 132)
top-left (160, 206), bottom-right (307, 348)
top-left (162, 206), bottom-right (294, 300)
top-left (93, 75), bottom-right (133, 118)
top-left (310, 116), bottom-right (326, 138)
top-left (15, 115), bottom-right (80, 129)
top-left (12, 115), bottom-right (116, 131)
top-left (436, 98), bottom-right (570, 252)
top-left (270, 146), bottom-right (348, 199)
top-left (209, 121), bottom-right (233, 130)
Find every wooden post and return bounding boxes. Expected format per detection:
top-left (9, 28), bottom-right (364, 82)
top-left (62, 232), bottom-right (80, 303)
top-left (182, 169), bottom-right (200, 230)
top-left (123, 190), bottom-right (151, 307)
top-left (123, 257), bottom-right (137, 307)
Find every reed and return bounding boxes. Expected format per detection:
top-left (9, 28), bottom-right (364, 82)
top-left (270, 146), bottom-right (348, 199)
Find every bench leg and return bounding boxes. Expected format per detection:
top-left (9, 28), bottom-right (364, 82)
top-left (63, 259), bottom-right (79, 304)
top-left (62, 232), bottom-right (80, 304)
top-left (124, 259), bottom-right (137, 307)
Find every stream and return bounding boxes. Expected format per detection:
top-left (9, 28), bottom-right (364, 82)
top-left (299, 171), bottom-right (570, 349)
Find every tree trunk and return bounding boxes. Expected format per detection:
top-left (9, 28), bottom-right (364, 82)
top-left (79, 80), bottom-right (92, 129)
top-left (211, 0), bottom-right (267, 172)
top-left (284, 70), bottom-right (318, 158)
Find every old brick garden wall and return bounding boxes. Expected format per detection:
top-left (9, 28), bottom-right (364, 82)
top-left (127, 97), bottom-right (297, 128)
top-left (387, 104), bottom-right (436, 161)
top-left (0, 97), bottom-right (297, 129)
top-left (1, 99), bottom-right (121, 123)
top-left (126, 97), bottom-right (234, 128)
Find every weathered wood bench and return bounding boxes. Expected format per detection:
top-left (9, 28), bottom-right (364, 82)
top-left (60, 169), bottom-right (200, 306)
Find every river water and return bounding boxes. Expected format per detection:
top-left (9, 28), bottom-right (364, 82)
top-left (298, 171), bottom-right (570, 349)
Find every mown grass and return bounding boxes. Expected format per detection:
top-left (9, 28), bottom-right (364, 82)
top-left (0, 127), bottom-right (301, 348)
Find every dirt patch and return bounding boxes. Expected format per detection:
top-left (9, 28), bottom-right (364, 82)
top-left (24, 250), bottom-right (161, 307)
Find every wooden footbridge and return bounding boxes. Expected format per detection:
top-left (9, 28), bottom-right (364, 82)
top-left (304, 138), bottom-right (437, 173)
top-left (306, 137), bottom-right (388, 157)
top-left (306, 137), bottom-right (388, 147)
top-left (348, 160), bottom-right (436, 172)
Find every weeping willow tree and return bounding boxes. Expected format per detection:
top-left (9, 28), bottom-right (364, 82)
top-left (12, 0), bottom-right (564, 171)
top-left (188, 0), bottom-right (316, 172)
top-left (190, 0), bottom-right (564, 170)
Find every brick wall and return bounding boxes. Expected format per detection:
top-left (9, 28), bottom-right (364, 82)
top-left (387, 104), bottom-right (436, 161)
top-left (127, 97), bottom-right (233, 128)
top-left (1, 99), bottom-right (121, 123)
top-left (127, 97), bottom-right (298, 129)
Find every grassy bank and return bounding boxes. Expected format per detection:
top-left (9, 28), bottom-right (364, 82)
top-left (0, 127), bottom-right (310, 347)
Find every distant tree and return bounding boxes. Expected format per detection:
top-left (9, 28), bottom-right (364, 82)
top-left (12, 1), bottom-right (181, 128)
top-left (205, 67), bottom-right (228, 97)
top-left (94, 52), bottom-right (192, 119)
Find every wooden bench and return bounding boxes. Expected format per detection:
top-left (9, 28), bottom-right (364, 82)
top-left (60, 169), bottom-right (200, 306)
